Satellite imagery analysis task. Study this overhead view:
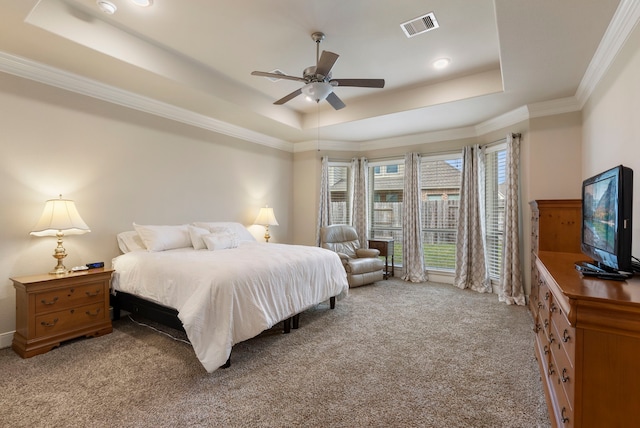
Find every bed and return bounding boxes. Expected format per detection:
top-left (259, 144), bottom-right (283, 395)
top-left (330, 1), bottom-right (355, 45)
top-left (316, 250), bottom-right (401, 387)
top-left (110, 222), bottom-right (349, 372)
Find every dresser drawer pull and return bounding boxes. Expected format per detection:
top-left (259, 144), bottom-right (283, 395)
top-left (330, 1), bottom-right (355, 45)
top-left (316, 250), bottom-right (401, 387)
top-left (85, 309), bottom-right (101, 317)
top-left (548, 362), bottom-right (555, 376)
top-left (544, 319), bottom-right (549, 329)
top-left (545, 291), bottom-right (550, 301)
top-left (549, 332), bottom-right (555, 344)
top-left (550, 303), bottom-right (557, 313)
top-left (40, 297), bottom-right (59, 305)
top-left (85, 289), bottom-right (101, 297)
top-left (538, 302), bottom-right (543, 309)
top-left (562, 329), bottom-right (571, 343)
top-left (561, 407), bottom-right (569, 424)
top-left (40, 318), bottom-right (59, 327)
top-left (544, 345), bottom-right (550, 355)
top-left (561, 368), bottom-right (570, 383)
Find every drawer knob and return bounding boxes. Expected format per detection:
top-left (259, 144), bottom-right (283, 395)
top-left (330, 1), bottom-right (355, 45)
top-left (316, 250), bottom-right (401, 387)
top-left (550, 303), bottom-right (557, 313)
top-left (548, 362), bottom-right (555, 376)
top-left (544, 345), bottom-right (550, 355)
top-left (545, 291), bottom-right (550, 301)
top-left (40, 318), bottom-right (59, 327)
top-left (85, 289), bottom-right (101, 297)
top-left (561, 407), bottom-right (569, 424)
top-left (562, 329), bottom-right (571, 343)
top-left (549, 333), bottom-right (555, 344)
top-left (561, 368), bottom-right (570, 383)
top-left (40, 297), bottom-right (59, 305)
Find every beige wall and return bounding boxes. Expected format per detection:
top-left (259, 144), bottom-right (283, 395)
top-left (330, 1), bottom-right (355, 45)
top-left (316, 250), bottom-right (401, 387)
top-left (0, 73), bottom-right (293, 345)
top-left (582, 21), bottom-right (640, 259)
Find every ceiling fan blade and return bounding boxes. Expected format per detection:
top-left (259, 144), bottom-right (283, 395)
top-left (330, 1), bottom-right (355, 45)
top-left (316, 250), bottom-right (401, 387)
top-left (315, 51), bottom-right (339, 77)
top-left (274, 88), bottom-right (303, 105)
top-left (330, 78), bottom-right (385, 88)
top-left (251, 71), bottom-right (305, 83)
top-left (326, 92), bottom-right (346, 110)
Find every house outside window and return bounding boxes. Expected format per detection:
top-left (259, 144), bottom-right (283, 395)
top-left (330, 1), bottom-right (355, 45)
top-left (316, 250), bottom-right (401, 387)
top-left (369, 161), bottom-right (404, 265)
top-left (420, 155), bottom-right (463, 270)
top-left (328, 163), bottom-right (350, 225)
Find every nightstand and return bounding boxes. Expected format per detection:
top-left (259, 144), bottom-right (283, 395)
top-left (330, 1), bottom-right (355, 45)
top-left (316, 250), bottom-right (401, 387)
top-left (368, 238), bottom-right (394, 279)
top-left (11, 268), bottom-right (113, 358)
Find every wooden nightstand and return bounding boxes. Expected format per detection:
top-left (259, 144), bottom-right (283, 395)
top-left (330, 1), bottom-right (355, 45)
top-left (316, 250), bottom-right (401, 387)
top-left (11, 268), bottom-right (113, 358)
top-left (368, 238), bottom-right (394, 279)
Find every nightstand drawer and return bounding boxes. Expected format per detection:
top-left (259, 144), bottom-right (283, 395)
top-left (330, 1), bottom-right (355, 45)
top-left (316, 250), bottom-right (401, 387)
top-left (35, 302), bottom-right (106, 337)
top-left (35, 281), bottom-right (106, 314)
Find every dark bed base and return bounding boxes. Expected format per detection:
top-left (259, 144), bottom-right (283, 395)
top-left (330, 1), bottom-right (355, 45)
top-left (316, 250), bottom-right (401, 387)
top-left (110, 291), bottom-right (336, 368)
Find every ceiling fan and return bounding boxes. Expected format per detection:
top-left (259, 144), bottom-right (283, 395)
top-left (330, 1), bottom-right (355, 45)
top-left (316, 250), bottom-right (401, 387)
top-left (251, 32), bottom-right (385, 110)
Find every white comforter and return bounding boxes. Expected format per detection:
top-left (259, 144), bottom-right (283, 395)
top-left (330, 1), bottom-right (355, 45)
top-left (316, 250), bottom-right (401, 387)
top-left (111, 242), bottom-right (348, 372)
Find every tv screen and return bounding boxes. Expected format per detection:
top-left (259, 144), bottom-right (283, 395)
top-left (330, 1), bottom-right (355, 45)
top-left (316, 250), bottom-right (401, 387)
top-left (581, 165), bottom-right (633, 272)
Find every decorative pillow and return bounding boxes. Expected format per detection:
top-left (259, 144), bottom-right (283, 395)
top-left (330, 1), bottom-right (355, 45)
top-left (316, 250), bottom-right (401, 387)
top-left (116, 231), bottom-right (147, 253)
top-left (202, 232), bottom-right (239, 251)
top-left (192, 221), bottom-right (256, 242)
top-left (133, 223), bottom-right (192, 252)
top-left (188, 225), bottom-right (211, 250)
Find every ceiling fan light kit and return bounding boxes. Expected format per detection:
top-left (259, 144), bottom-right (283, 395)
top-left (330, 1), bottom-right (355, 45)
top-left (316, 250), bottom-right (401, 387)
top-left (251, 32), bottom-right (385, 110)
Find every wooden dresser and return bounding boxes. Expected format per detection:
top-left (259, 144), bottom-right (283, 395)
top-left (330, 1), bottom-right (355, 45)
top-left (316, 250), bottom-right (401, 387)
top-left (11, 268), bottom-right (113, 358)
top-left (530, 200), bottom-right (640, 427)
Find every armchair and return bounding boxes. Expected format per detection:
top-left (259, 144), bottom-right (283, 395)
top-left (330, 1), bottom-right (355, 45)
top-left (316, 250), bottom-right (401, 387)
top-left (320, 225), bottom-right (385, 287)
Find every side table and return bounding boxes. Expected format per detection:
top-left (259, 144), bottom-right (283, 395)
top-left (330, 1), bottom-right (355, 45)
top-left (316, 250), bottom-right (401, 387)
top-left (368, 238), bottom-right (394, 279)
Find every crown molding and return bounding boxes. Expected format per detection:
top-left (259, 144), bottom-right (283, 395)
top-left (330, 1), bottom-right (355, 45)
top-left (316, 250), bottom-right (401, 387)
top-left (0, 51), bottom-right (293, 153)
top-left (576, 0), bottom-right (640, 107)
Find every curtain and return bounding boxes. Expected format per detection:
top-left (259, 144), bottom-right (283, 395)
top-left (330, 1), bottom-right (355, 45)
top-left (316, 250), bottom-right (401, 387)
top-left (498, 134), bottom-right (526, 305)
top-left (316, 156), bottom-right (331, 246)
top-left (402, 152), bottom-right (427, 282)
top-left (351, 157), bottom-right (369, 244)
top-left (454, 145), bottom-right (491, 292)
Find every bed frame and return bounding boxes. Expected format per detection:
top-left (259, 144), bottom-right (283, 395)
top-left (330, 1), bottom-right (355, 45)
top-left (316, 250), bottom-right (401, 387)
top-left (110, 290), bottom-right (336, 367)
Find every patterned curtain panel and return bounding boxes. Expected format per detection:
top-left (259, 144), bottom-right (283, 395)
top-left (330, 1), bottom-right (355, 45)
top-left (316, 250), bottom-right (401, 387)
top-left (454, 145), bottom-right (491, 292)
top-left (498, 134), bottom-right (526, 305)
top-left (402, 152), bottom-right (427, 282)
top-left (351, 157), bottom-right (369, 245)
top-left (316, 156), bottom-right (331, 246)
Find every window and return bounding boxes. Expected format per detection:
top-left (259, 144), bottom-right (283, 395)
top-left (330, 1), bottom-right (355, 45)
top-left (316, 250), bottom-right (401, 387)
top-left (420, 155), bottom-right (463, 270)
top-left (369, 160), bottom-right (404, 265)
top-left (484, 145), bottom-right (507, 279)
top-left (328, 163), bottom-right (350, 225)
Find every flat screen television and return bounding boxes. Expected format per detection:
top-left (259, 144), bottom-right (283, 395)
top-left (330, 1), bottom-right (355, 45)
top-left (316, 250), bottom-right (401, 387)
top-left (580, 165), bottom-right (633, 273)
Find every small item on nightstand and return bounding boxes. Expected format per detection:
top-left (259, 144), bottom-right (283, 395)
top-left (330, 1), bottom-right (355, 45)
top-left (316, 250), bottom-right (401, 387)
top-left (86, 262), bottom-right (104, 269)
top-left (71, 265), bottom-right (89, 272)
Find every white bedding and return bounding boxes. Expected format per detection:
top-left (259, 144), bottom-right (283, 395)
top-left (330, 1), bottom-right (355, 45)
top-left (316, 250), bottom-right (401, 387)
top-left (111, 242), bottom-right (348, 372)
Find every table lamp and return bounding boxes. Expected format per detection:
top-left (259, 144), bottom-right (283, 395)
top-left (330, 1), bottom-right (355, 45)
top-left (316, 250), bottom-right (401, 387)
top-left (254, 205), bottom-right (279, 243)
top-left (30, 195), bottom-right (91, 274)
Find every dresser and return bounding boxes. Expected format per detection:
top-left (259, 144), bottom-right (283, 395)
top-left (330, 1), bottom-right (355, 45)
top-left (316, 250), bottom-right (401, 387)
top-left (11, 268), bottom-right (113, 358)
top-left (530, 200), bottom-right (640, 427)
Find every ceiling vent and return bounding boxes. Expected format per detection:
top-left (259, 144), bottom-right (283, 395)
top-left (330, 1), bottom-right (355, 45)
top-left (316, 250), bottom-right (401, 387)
top-left (401, 12), bottom-right (439, 38)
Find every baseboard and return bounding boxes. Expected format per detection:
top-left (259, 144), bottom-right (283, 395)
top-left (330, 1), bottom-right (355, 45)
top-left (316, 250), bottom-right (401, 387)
top-left (0, 330), bottom-right (14, 350)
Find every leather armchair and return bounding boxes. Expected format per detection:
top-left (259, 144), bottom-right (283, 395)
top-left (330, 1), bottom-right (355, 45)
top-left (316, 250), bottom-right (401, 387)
top-left (320, 225), bottom-right (385, 287)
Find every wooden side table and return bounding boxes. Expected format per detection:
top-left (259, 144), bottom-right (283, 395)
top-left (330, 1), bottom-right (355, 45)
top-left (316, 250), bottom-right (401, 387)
top-left (11, 268), bottom-right (113, 358)
top-left (368, 238), bottom-right (394, 279)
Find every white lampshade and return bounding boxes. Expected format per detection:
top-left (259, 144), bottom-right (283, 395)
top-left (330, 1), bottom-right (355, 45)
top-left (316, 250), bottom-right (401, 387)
top-left (301, 82), bottom-right (333, 102)
top-left (254, 206), bottom-right (279, 226)
top-left (31, 196), bottom-right (90, 237)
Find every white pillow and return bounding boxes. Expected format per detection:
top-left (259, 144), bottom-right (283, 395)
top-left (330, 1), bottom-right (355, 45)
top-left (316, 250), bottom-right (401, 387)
top-left (133, 223), bottom-right (192, 252)
top-left (116, 230), bottom-right (146, 253)
top-left (192, 222), bottom-right (256, 242)
top-left (188, 225), bottom-right (210, 250)
top-left (202, 232), bottom-right (238, 251)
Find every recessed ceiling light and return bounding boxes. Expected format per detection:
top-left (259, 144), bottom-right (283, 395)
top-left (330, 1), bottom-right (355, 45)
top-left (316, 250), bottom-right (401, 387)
top-left (433, 58), bottom-right (451, 70)
top-left (131, 0), bottom-right (153, 6)
top-left (96, 0), bottom-right (117, 14)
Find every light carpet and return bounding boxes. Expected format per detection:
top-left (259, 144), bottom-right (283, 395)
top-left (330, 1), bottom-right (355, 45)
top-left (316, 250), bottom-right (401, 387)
top-left (0, 279), bottom-right (550, 427)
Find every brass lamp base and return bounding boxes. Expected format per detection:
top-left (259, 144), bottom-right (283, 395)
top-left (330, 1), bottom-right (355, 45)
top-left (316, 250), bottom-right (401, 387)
top-left (49, 232), bottom-right (68, 275)
top-left (264, 225), bottom-right (271, 243)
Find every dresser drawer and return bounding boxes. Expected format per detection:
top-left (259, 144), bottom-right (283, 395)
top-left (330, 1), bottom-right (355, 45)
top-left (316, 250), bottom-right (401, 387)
top-left (551, 338), bottom-right (575, 410)
top-left (35, 281), bottom-right (106, 314)
top-left (551, 306), bottom-right (576, 368)
top-left (35, 302), bottom-right (106, 338)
